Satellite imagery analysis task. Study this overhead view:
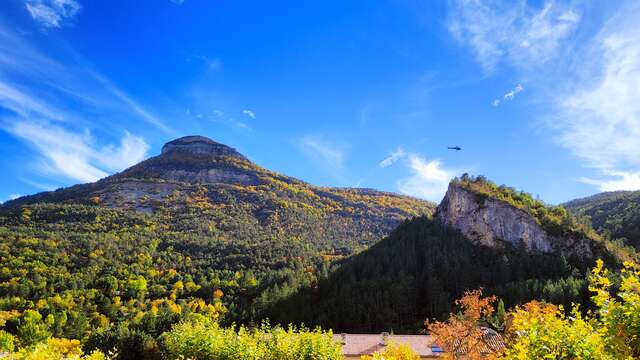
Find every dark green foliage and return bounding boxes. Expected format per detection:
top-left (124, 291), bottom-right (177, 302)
top-left (263, 216), bottom-right (610, 333)
top-left (565, 190), bottom-right (640, 250)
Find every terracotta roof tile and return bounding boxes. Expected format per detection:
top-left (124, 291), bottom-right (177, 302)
top-left (333, 333), bottom-right (440, 357)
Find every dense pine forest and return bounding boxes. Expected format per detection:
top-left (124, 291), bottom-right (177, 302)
top-left (261, 216), bottom-right (609, 333)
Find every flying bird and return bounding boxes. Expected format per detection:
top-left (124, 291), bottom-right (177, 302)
top-left (447, 146), bottom-right (462, 151)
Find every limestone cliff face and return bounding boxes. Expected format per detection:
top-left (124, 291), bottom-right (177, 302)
top-left (161, 135), bottom-right (248, 161)
top-left (436, 182), bottom-right (593, 256)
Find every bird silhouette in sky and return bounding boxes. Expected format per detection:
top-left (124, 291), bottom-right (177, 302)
top-left (447, 146), bottom-right (462, 151)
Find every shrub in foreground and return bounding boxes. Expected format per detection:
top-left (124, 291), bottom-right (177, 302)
top-left (160, 316), bottom-right (342, 360)
top-left (360, 341), bottom-right (420, 360)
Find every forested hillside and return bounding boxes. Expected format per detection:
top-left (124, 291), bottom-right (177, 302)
top-left (0, 201), bottom-right (386, 358)
top-left (565, 190), bottom-right (640, 250)
top-left (263, 176), bottom-right (635, 333)
top-left (0, 136), bottom-right (434, 357)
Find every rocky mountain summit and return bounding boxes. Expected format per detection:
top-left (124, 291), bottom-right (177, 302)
top-left (161, 135), bottom-right (248, 160)
top-left (435, 178), bottom-right (608, 258)
top-left (113, 135), bottom-right (259, 186)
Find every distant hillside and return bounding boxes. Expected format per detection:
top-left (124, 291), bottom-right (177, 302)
top-left (263, 175), bottom-right (633, 333)
top-left (564, 190), bottom-right (640, 250)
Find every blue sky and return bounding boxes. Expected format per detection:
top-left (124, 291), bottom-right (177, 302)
top-left (1, 0), bottom-right (640, 204)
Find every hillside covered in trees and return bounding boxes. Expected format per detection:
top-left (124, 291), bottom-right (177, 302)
top-left (565, 190), bottom-right (640, 250)
top-left (0, 136), bottom-right (434, 358)
top-left (262, 176), bottom-right (636, 333)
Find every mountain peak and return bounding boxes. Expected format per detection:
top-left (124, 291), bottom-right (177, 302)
top-left (161, 135), bottom-right (247, 160)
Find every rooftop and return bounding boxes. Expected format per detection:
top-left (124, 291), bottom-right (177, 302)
top-left (333, 333), bottom-right (441, 358)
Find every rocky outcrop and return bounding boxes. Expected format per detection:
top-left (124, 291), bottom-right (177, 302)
top-left (161, 135), bottom-right (248, 161)
top-left (436, 182), bottom-right (593, 256)
top-left (114, 135), bottom-right (260, 185)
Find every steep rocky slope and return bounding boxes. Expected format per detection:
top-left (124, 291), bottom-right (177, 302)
top-left (436, 181), bottom-right (594, 257)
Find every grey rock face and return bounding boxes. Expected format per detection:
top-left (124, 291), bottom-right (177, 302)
top-left (161, 135), bottom-right (247, 160)
top-left (160, 168), bottom-right (259, 185)
top-left (436, 183), bottom-right (592, 256)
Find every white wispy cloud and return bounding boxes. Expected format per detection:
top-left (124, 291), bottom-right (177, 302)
top-left (298, 135), bottom-right (346, 169)
top-left (449, 1), bottom-right (640, 192)
top-left (188, 55), bottom-right (221, 71)
top-left (20, 178), bottom-right (58, 191)
top-left (0, 81), bottom-right (67, 121)
top-left (492, 83), bottom-right (524, 106)
top-left (580, 171), bottom-right (640, 192)
top-left (169, 0), bottom-right (185, 4)
top-left (378, 146), bottom-right (457, 201)
top-left (0, 24), bottom-right (155, 187)
top-left (553, 2), bottom-right (640, 190)
top-left (242, 109), bottom-right (256, 119)
top-left (448, 0), bottom-right (580, 73)
top-left (25, 0), bottom-right (81, 28)
top-left (6, 121), bottom-right (148, 183)
top-left (379, 146), bottom-right (406, 168)
top-left (397, 154), bottom-right (456, 202)
top-left (95, 75), bottom-right (174, 134)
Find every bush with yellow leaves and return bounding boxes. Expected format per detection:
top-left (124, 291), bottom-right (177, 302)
top-left (360, 341), bottom-right (420, 360)
top-left (5, 337), bottom-right (108, 360)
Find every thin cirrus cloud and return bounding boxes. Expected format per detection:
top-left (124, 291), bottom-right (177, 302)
top-left (378, 147), bottom-right (457, 202)
top-left (379, 146), bottom-right (406, 168)
top-left (297, 135), bottom-right (346, 170)
top-left (557, 2), bottom-right (640, 191)
top-left (448, 1), bottom-right (640, 192)
top-left (7, 121), bottom-right (149, 183)
top-left (580, 171), bottom-right (640, 193)
top-left (448, 0), bottom-right (580, 73)
top-left (24, 0), bottom-right (81, 28)
top-left (492, 84), bottom-right (524, 107)
top-left (0, 23), bottom-right (162, 186)
top-left (242, 109), bottom-right (256, 119)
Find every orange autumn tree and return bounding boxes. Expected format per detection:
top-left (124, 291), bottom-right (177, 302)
top-left (427, 289), bottom-right (504, 360)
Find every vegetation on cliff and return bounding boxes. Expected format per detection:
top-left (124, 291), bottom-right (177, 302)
top-left (453, 174), bottom-right (635, 261)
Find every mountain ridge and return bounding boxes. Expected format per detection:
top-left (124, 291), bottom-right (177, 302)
top-left (3, 136), bottom-right (433, 220)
